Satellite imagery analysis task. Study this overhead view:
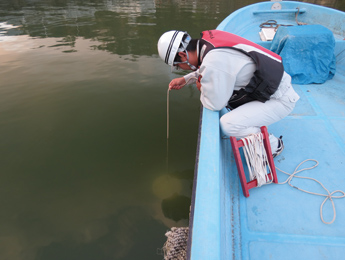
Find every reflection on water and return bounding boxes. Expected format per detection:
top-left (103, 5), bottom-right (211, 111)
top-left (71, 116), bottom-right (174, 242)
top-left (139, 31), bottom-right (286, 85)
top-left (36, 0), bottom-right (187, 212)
top-left (0, 1), bottom-right (202, 259)
top-left (1, 0), bottom-right (158, 55)
top-left (0, 0), bottom-right (344, 259)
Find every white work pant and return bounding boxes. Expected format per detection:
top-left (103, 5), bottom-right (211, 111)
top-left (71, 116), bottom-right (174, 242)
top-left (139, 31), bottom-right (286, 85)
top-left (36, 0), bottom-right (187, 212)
top-left (220, 86), bottom-right (299, 152)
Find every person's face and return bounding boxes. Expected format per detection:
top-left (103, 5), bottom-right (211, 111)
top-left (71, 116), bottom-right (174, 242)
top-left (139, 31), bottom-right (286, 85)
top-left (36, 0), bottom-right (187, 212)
top-left (174, 51), bottom-right (196, 71)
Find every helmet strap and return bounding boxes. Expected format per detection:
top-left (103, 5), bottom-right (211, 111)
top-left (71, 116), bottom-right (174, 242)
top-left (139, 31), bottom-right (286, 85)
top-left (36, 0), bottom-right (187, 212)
top-left (184, 51), bottom-right (197, 70)
top-left (174, 50), bottom-right (197, 71)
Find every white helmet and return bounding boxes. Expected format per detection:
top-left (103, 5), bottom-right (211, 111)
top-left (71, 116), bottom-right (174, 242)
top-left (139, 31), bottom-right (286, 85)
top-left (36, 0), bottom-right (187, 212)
top-left (157, 30), bottom-right (191, 67)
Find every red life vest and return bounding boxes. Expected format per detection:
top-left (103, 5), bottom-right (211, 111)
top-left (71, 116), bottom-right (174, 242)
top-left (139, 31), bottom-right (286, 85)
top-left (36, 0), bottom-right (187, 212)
top-left (199, 30), bottom-right (284, 105)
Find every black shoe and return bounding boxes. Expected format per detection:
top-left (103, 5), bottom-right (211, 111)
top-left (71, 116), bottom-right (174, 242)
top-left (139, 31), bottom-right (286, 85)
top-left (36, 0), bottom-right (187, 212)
top-left (273, 136), bottom-right (284, 158)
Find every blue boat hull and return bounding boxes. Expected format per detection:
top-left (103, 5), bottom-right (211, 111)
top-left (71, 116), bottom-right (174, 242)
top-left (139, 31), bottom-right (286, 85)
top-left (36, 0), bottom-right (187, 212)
top-left (188, 1), bottom-right (345, 260)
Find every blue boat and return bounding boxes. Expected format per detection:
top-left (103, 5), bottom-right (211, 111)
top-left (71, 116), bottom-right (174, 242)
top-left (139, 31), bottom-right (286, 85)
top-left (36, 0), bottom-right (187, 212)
top-left (187, 1), bottom-right (345, 259)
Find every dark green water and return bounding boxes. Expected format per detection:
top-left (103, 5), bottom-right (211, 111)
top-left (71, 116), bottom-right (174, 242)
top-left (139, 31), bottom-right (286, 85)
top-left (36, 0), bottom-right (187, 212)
top-left (0, 0), bottom-right (344, 259)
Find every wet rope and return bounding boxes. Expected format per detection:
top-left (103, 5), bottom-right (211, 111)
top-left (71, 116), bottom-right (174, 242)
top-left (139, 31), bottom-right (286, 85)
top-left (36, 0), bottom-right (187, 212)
top-left (295, 7), bottom-right (307, 25)
top-left (259, 8), bottom-right (306, 33)
top-left (167, 76), bottom-right (199, 140)
top-left (166, 76), bottom-right (199, 176)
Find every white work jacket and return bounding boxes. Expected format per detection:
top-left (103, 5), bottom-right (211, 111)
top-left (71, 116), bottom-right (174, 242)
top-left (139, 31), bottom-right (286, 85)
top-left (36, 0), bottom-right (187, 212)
top-left (184, 48), bottom-right (294, 111)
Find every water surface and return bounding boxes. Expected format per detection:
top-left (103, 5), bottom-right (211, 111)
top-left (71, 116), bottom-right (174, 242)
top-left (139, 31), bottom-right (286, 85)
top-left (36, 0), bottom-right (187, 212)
top-left (0, 0), bottom-right (344, 259)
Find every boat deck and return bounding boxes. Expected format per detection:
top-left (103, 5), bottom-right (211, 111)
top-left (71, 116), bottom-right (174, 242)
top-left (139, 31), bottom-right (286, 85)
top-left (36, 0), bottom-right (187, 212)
top-left (188, 1), bottom-right (345, 260)
top-left (190, 47), bottom-right (345, 260)
top-left (188, 2), bottom-right (345, 259)
top-left (220, 54), bottom-right (345, 259)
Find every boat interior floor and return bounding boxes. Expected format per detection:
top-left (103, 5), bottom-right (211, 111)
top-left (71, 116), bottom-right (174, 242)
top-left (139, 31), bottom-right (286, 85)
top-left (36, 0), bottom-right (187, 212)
top-left (220, 39), bottom-right (345, 259)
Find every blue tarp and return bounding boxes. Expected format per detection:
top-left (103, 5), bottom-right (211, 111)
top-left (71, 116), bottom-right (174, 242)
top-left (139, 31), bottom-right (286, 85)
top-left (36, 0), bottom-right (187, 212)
top-left (270, 24), bottom-right (336, 84)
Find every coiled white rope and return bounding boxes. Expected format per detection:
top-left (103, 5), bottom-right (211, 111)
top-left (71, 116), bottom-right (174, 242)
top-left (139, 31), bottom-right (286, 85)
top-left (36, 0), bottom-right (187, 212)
top-left (241, 133), bottom-right (345, 224)
top-left (276, 160), bottom-right (345, 224)
top-left (241, 133), bottom-right (272, 187)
